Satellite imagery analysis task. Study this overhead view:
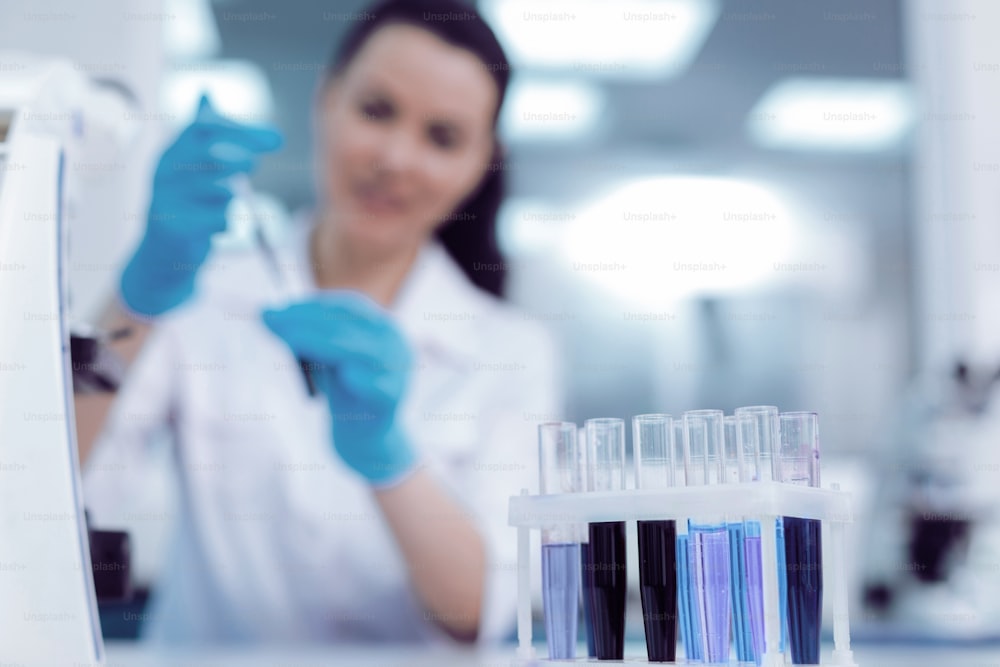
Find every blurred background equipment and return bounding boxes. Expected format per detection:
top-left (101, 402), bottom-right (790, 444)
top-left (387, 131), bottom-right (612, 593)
top-left (861, 357), bottom-right (1000, 637)
top-left (854, 0), bottom-right (1000, 640)
top-left (0, 0), bottom-right (165, 326)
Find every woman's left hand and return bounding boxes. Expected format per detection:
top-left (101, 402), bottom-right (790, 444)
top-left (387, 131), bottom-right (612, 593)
top-left (262, 292), bottom-right (418, 486)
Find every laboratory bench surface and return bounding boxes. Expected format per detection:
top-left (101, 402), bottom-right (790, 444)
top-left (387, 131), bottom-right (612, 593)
top-left (102, 641), bottom-right (1000, 666)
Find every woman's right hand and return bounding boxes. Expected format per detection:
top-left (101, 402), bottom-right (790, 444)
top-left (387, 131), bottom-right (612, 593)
top-left (120, 94), bottom-right (283, 317)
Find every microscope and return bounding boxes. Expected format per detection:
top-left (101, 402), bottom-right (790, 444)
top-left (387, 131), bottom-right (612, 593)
top-left (862, 358), bottom-right (1000, 636)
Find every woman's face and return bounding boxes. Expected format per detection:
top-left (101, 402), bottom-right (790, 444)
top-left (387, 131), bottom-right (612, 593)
top-left (316, 23), bottom-right (498, 254)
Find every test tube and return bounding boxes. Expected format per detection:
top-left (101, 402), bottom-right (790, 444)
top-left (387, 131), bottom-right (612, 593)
top-left (538, 422), bottom-right (582, 660)
top-left (724, 414), bottom-right (754, 664)
top-left (675, 419), bottom-right (702, 662)
top-left (577, 426), bottom-right (597, 658)
top-left (683, 409), bottom-right (731, 664)
top-left (778, 412), bottom-right (823, 665)
top-left (735, 404), bottom-right (785, 662)
top-left (584, 417), bottom-right (627, 660)
top-left (734, 405), bottom-right (779, 483)
top-left (633, 414), bottom-right (678, 662)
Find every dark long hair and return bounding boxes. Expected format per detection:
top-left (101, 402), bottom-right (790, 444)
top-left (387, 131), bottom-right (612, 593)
top-left (326, 0), bottom-right (511, 298)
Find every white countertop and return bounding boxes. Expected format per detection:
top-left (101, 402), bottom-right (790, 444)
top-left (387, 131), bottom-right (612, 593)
top-left (102, 641), bottom-right (1000, 666)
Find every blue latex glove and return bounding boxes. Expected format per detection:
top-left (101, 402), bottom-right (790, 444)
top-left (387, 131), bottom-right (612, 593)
top-left (121, 94), bottom-right (283, 317)
top-left (262, 292), bottom-right (419, 486)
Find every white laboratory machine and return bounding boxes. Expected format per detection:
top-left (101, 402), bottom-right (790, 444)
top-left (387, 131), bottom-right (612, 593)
top-left (0, 53), bottom-right (137, 666)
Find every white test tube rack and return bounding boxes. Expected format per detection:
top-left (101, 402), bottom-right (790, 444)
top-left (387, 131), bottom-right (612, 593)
top-left (508, 482), bottom-right (859, 666)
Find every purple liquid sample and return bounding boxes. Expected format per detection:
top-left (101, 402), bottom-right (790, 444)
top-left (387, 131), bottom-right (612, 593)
top-left (692, 523), bottom-right (731, 663)
top-left (580, 542), bottom-right (596, 657)
top-left (745, 533), bottom-right (765, 663)
top-left (638, 520), bottom-right (677, 662)
top-left (542, 542), bottom-right (580, 660)
top-left (587, 521), bottom-right (627, 660)
top-left (783, 517), bottom-right (823, 665)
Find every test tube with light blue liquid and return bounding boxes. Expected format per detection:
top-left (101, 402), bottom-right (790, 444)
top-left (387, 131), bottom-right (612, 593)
top-left (633, 414), bottom-right (678, 662)
top-left (778, 412), bottom-right (823, 665)
top-left (537, 422), bottom-right (581, 660)
top-left (675, 420), bottom-right (702, 662)
top-left (734, 405), bottom-right (784, 664)
top-left (584, 417), bottom-right (628, 660)
top-left (683, 409), bottom-right (731, 664)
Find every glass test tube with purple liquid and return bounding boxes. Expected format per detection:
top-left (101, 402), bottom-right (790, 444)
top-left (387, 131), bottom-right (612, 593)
top-left (734, 404), bottom-right (785, 664)
top-left (683, 409), bottom-right (731, 664)
top-left (723, 414), bottom-right (755, 664)
top-left (538, 422), bottom-right (582, 660)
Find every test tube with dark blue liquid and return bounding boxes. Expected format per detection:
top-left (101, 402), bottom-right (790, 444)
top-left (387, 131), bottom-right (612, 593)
top-left (683, 409), bottom-right (731, 664)
top-left (633, 414), bottom-right (678, 662)
top-left (538, 422), bottom-right (582, 660)
top-left (577, 426), bottom-right (597, 658)
top-left (584, 417), bottom-right (627, 660)
top-left (778, 412), bottom-right (823, 665)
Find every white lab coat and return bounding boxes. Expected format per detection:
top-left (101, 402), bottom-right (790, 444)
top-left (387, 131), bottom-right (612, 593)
top-left (83, 218), bottom-right (562, 645)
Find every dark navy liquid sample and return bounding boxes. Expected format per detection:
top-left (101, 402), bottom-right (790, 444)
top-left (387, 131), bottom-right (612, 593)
top-left (587, 521), bottom-right (627, 660)
top-left (542, 542), bottom-right (580, 660)
top-left (783, 516), bottom-right (823, 664)
top-left (638, 520), bottom-right (677, 662)
top-left (580, 542), bottom-right (596, 657)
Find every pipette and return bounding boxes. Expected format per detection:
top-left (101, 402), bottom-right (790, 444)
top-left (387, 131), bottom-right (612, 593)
top-left (231, 174), bottom-right (317, 397)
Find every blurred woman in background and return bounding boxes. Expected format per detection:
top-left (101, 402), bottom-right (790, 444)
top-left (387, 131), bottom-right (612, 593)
top-left (81, 0), bottom-right (560, 646)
